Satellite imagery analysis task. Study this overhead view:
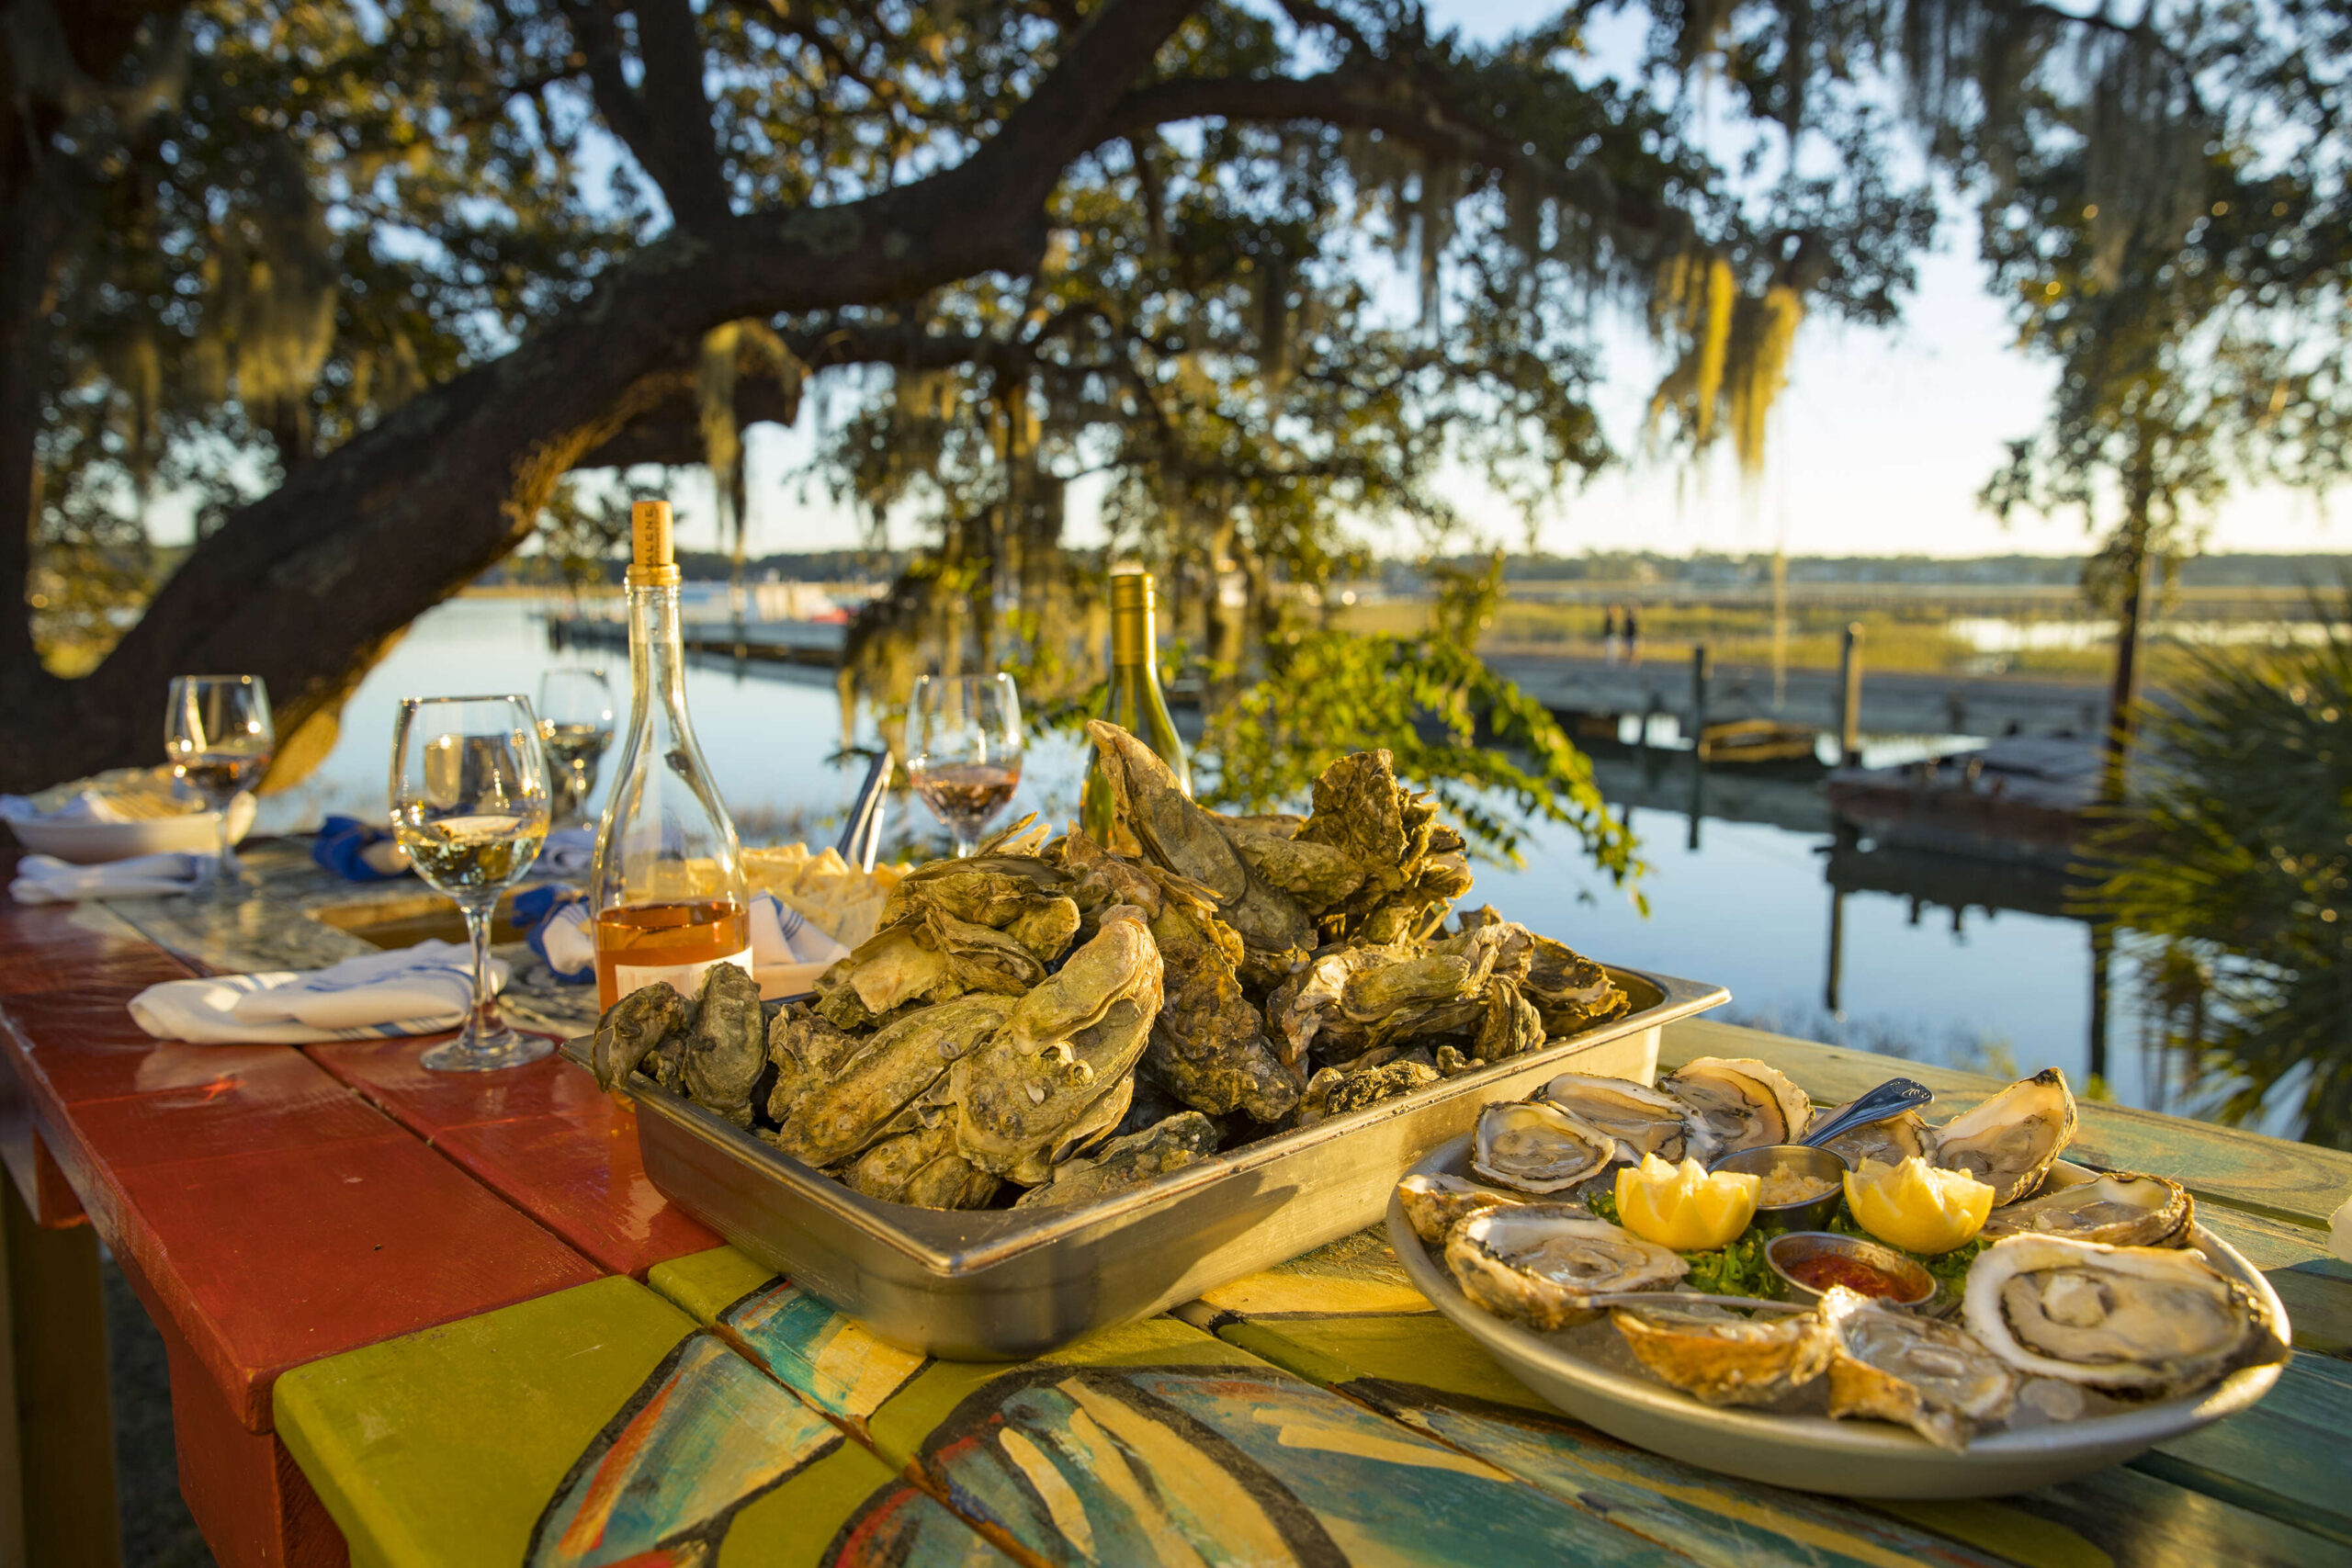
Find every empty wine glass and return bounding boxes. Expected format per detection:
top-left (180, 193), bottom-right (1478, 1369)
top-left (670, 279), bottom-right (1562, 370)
top-left (537, 667), bottom-right (616, 827)
top-left (390, 695), bottom-right (553, 1072)
top-left (906, 672), bottom-right (1024, 857)
top-left (164, 674), bottom-right (275, 899)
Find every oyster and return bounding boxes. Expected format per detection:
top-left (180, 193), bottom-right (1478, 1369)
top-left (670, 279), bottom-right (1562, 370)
top-left (1085, 721), bottom-right (1315, 963)
top-left (1962, 1234), bottom-right (2286, 1396)
top-left (1815, 1096), bottom-right (1932, 1170)
top-left (837, 1122), bottom-right (1001, 1210)
top-left (951, 907), bottom-right (1165, 1186)
top-left (1396, 1171), bottom-right (1533, 1246)
top-left (1225, 822), bottom-right (1368, 914)
top-left (878, 864), bottom-right (1080, 964)
top-left (1444, 1204), bottom-right (1688, 1331)
top-left (1137, 866), bottom-right (1300, 1123)
top-left (1980, 1171), bottom-right (2194, 1250)
top-left (813, 906), bottom-right (1049, 1030)
top-left (1537, 1074), bottom-right (1693, 1164)
top-left (1661, 1057), bottom-right (1812, 1156)
top-left (1818, 1286), bottom-right (2017, 1450)
top-left (769, 994), bottom-right (1018, 1168)
top-left (1611, 1303), bottom-right (1832, 1407)
top-left (591, 981), bottom-right (688, 1090)
top-left (1521, 931), bottom-right (1631, 1035)
top-left (1297, 1059), bottom-right (1440, 1127)
top-left (1051, 828), bottom-right (1166, 938)
top-left (1012, 1111), bottom-right (1219, 1209)
top-left (1932, 1067), bottom-right (2076, 1205)
top-left (1470, 1100), bottom-right (1618, 1193)
top-left (680, 964), bottom-right (767, 1126)
top-left (764, 1004), bottom-right (861, 1125)
top-left (1269, 946), bottom-right (1385, 1068)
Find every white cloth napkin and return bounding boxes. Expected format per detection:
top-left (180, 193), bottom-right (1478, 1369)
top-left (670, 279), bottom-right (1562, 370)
top-left (129, 940), bottom-right (510, 1043)
top-left (0, 789), bottom-right (130, 824)
top-left (539, 826), bottom-right (597, 878)
top-left (538, 899), bottom-right (594, 978)
top-left (751, 890), bottom-right (850, 998)
top-left (10, 852), bottom-right (209, 904)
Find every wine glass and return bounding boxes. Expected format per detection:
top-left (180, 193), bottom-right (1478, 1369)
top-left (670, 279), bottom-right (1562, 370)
top-left (906, 672), bottom-right (1025, 857)
top-left (164, 674), bottom-right (275, 899)
top-left (537, 668), bottom-right (616, 827)
top-left (390, 695), bottom-right (554, 1072)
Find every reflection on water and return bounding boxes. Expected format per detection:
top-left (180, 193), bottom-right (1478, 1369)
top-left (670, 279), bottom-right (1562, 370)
top-left (261, 597), bottom-right (2256, 1133)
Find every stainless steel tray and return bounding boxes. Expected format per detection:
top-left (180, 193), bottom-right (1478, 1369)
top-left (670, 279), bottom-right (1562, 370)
top-left (610, 964), bottom-right (1726, 1359)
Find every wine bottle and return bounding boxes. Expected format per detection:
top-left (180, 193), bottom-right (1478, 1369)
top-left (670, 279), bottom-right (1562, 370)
top-left (589, 500), bottom-right (753, 1009)
top-left (1080, 570), bottom-right (1190, 849)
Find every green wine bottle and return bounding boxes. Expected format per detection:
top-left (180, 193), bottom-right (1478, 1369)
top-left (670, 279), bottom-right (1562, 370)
top-left (1080, 570), bottom-right (1190, 848)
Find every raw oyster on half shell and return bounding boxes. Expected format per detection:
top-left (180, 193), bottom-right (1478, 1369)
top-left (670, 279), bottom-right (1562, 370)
top-left (1813, 1096), bottom-right (1933, 1170)
top-left (1444, 1204), bottom-right (1689, 1330)
top-left (1470, 1100), bottom-right (1617, 1193)
top-left (1818, 1285), bottom-right (2018, 1450)
top-left (1660, 1057), bottom-right (1812, 1156)
top-left (1536, 1074), bottom-right (1694, 1164)
top-left (1962, 1233), bottom-right (2286, 1397)
top-left (1980, 1171), bottom-right (2193, 1249)
top-left (1611, 1303), bottom-right (1832, 1407)
top-left (1932, 1067), bottom-right (2077, 1205)
top-left (1396, 1171), bottom-right (1535, 1246)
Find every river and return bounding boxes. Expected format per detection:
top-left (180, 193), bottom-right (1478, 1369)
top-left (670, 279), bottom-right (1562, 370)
top-left (252, 595), bottom-right (2240, 1133)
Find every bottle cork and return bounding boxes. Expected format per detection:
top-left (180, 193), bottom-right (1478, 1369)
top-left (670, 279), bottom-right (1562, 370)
top-left (628, 501), bottom-right (681, 587)
top-left (1109, 570), bottom-right (1154, 666)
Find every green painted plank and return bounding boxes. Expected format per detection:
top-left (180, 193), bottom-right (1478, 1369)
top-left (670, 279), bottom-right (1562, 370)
top-left (718, 1442), bottom-right (1016, 1567)
top-left (648, 1244), bottom-right (779, 1325)
top-left (2125, 1357), bottom-right (2352, 1547)
top-left (2267, 1259), bottom-right (2352, 1359)
top-left (1662, 1020), bottom-right (2352, 1230)
top-left (1945, 1458), bottom-right (2348, 1568)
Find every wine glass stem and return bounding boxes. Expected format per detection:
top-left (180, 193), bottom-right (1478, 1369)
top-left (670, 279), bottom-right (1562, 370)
top-left (462, 902), bottom-right (504, 1043)
top-left (954, 832), bottom-right (975, 858)
top-left (214, 805), bottom-right (242, 886)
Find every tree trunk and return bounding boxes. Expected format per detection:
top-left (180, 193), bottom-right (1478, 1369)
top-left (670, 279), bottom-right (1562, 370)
top-left (2103, 440), bottom-right (2157, 805)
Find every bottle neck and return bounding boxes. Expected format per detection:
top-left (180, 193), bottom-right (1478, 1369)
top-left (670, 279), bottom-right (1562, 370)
top-left (1110, 603), bottom-right (1156, 672)
top-left (627, 583), bottom-right (689, 730)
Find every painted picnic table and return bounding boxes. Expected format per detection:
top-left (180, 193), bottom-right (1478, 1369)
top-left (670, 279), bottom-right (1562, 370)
top-left (1, 840), bottom-right (2348, 1568)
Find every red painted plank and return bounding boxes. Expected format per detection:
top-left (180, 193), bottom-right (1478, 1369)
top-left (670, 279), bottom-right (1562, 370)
top-left (106, 1131), bottom-right (604, 1430)
top-left (60, 1051), bottom-right (392, 1172)
top-left (310, 1040), bottom-right (719, 1279)
top-left (0, 902), bottom-right (198, 996)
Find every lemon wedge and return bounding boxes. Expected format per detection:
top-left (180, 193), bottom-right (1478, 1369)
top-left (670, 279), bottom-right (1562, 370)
top-left (1615, 1153), bottom-right (1758, 1252)
top-left (1843, 1156), bottom-right (1994, 1254)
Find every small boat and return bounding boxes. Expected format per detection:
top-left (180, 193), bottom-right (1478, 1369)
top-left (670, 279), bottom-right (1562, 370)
top-left (1823, 735), bottom-right (2107, 868)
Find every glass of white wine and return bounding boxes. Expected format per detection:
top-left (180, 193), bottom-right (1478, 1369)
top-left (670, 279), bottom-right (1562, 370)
top-left (164, 674), bottom-right (275, 900)
top-left (906, 672), bottom-right (1024, 857)
top-left (537, 667), bottom-right (616, 827)
top-left (390, 695), bottom-right (554, 1073)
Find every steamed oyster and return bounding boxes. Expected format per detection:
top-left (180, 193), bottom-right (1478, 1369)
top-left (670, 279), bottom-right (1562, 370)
top-left (1661, 1057), bottom-right (1812, 1155)
top-left (1396, 1171), bottom-right (1534, 1246)
top-left (813, 907), bottom-right (1050, 1029)
top-left (1471, 1100), bottom-right (1617, 1193)
top-left (1813, 1096), bottom-right (1933, 1170)
top-left (591, 980), bottom-right (689, 1091)
top-left (951, 907), bottom-right (1165, 1186)
top-left (1136, 864), bottom-right (1301, 1123)
top-left (1980, 1171), bottom-right (2193, 1250)
top-left (764, 1004), bottom-right (861, 1125)
top-left (769, 994), bottom-right (1017, 1168)
top-left (1012, 1111), bottom-right (1219, 1209)
top-left (1818, 1286), bottom-right (2017, 1450)
top-left (1521, 931), bottom-right (1632, 1035)
top-left (1298, 1058), bottom-right (1440, 1127)
top-left (1611, 1303), bottom-right (1832, 1407)
top-left (1932, 1067), bottom-right (2076, 1205)
top-left (837, 1122), bottom-right (1001, 1210)
top-left (1962, 1234), bottom-right (2285, 1396)
top-left (1444, 1204), bottom-right (1688, 1330)
top-left (678, 963), bottom-right (769, 1126)
top-left (1536, 1074), bottom-right (1694, 1164)
top-left (1296, 749), bottom-right (1468, 944)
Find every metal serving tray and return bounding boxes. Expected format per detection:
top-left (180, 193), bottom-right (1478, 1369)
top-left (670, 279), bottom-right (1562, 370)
top-left (615, 964), bottom-right (1726, 1360)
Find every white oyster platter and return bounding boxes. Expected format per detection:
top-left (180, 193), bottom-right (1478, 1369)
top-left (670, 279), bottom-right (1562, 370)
top-left (1387, 1066), bottom-right (2291, 1499)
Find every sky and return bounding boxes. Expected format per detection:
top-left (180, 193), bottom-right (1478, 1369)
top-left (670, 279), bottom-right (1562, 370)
top-left (662, 0), bottom-right (2346, 564)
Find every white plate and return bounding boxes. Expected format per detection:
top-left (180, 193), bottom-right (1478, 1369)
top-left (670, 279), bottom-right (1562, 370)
top-left (1388, 1135), bottom-right (2290, 1499)
top-left (7, 793), bottom-right (256, 864)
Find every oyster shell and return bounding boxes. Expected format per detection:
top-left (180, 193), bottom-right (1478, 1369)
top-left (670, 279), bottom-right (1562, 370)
top-left (837, 1122), bottom-right (1001, 1210)
top-left (1661, 1057), bottom-right (1812, 1156)
top-left (1521, 931), bottom-right (1630, 1035)
top-left (951, 906), bottom-right (1165, 1186)
top-left (1297, 1059), bottom-right (1440, 1127)
top-left (1470, 1100), bottom-right (1617, 1193)
top-left (813, 904), bottom-right (1051, 1030)
top-left (1226, 822), bottom-right (1368, 915)
top-left (1536, 1074), bottom-right (1693, 1164)
top-left (680, 964), bottom-right (767, 1125)
top-left (879, 864), bottom-right (1080, 964)
top-left (1396, 1172), bottom-right (1533, 1246)
top-left (1981, 1171), bottom-right (2194, 1250)
top-left (1818, 1285), bottom-right (2017, 1450)
top-left (1611, 1303), bottom-right (1833, 1407)
top-left (1138, 867), bottom-right (1300, 1123)
top-left (591, 980), bottom-right (688, 1091)
top-left (1932, 1067), bottom-right (2076, 1205)
top-left (1815, 1097), bottom-right (1932, 1170)
top-left (770, 994), bottom-right (1018, 1168)
top-left (1269, 945), bottom-right (1385, 1069)
top-left (764, 1003), bottom-right (860, 1125)
top-left (1962, 1234), bottom-right (2285, 1396)
top-left (1444, 1204), bottom-right (1688, 1331)
top-left (1012, 1111), bottom-right (1219, 1209)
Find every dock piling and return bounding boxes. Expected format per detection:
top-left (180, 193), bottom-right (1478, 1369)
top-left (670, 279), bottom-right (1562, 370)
top-left (1837, 624), bottom-right (1864, 766)
top-left (1690, 644), bottom-right (1711, 763)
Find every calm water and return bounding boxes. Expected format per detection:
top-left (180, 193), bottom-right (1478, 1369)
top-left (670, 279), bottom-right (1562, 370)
top-left (260, 596), bottom-right (2209, 1126)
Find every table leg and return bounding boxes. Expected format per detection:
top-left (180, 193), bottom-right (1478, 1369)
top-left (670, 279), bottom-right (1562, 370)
top-left (0, 1178), bottom-right (120, 1567)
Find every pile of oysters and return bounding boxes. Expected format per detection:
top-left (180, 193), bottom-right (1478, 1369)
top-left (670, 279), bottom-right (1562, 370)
top-left (1401, 1062), bottom-right (2290, 1450)
top-left (588, 724), bottom-right (1630, 1212)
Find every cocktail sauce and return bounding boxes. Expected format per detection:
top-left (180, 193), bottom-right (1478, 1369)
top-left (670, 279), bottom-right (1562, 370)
top-left (1783, 1251), bottom-right (1914, 1300)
